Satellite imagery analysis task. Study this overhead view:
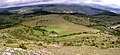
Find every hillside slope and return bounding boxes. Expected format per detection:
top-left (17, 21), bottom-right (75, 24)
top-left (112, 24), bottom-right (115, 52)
top-left (0, 14), bottom-right (120, 55)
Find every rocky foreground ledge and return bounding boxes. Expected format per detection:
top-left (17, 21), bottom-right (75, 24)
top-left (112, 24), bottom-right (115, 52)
top-left (0, 46), bottom-right (120, 55)
top-left (0, 47), bottom-right (53, 55)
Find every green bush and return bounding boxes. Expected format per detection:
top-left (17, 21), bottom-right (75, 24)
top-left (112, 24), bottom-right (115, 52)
top-left (38, 42), bottom-right (43, 46)
top-left (18, 43), bottom-right (27, 50)
top-left (6, 39), bottom-right (14, 44)
top-left (50, 31), bottom-right (58, 34)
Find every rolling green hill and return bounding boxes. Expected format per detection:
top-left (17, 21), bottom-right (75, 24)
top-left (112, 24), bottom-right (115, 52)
top-left (0, 14), bottom-right (120, 55)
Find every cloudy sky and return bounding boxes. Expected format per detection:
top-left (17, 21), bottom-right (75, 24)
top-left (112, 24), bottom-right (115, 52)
top-left (0, 0), bottom-right (120, 8)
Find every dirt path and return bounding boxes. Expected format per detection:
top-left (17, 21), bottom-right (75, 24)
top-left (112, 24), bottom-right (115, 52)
top-left (111, 24), bottom-right (120, 29)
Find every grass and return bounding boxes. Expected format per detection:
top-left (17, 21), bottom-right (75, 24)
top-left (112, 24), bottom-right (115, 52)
top-left (0, 14), bottom-right (119, 53)
top-left (22, 14), bottom-right (99, 36)
top-left (33, 30), bottom-right (43, 36)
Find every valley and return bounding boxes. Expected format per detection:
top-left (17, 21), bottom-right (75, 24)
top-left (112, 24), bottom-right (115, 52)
top-left (0, 14), bottom-right (120, 55)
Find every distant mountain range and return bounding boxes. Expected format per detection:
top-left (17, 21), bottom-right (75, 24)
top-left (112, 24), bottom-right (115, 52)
top-left (0, 3), bottom-right (119, 16)
top-left (83, 3), bottom-right (120, 14)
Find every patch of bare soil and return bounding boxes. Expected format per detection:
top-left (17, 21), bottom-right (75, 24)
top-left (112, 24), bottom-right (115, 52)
top-left (111, 24), bottom-right (120, 29)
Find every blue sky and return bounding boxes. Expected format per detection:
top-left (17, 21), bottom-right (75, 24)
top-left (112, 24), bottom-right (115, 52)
top-left (0, 0), bottom-right (120, 8)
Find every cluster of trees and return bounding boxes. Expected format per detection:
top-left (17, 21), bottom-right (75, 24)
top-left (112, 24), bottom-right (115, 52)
top-left (0, 14), bottom-right (34, 29)
top-left (33, 26), bottom-right (58, 36)
top-left (64, 15), bottom-right (90, 26)
top-left (112, 27), bottom-right (120, 36)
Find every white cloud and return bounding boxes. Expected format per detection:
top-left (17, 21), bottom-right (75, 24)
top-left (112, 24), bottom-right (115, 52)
top-left (86, 0), bottom-right (120, 5)
top-left (0, 0), bottom-right (120, 8)
top-left (0, 0), bottom-right (86, 8)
